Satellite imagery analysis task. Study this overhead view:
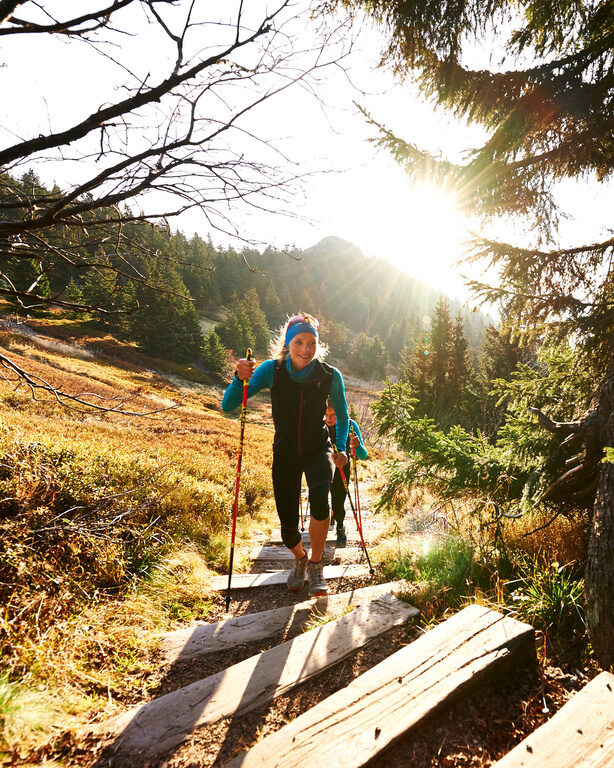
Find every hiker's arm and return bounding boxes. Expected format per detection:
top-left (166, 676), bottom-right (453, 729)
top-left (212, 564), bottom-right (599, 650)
top-left (349, 419), bottom-right (368, 460)
top-left (330, 369), bottom-right (349, 451)
top-left (222, 359), bottom-right (274, 412)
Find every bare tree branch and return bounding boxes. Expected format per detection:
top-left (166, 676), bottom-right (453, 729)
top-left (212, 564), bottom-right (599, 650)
top-left (0, 349), bottom-right (183, 416)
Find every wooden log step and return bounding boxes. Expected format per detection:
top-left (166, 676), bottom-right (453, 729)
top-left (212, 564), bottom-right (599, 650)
top-left (492, 670), bottom-right (614, 768)
top-left (209, 563), bottom-right (372, 591)
top-left (223, 604), bottom-right (535, 768)
top-left (267, 524), bottom-right (383, 546)
top-left (248, 544), bottom-right (364, 561)
top-left (99, 594), bottom-right (418, 761)
top-left (160, 580), bottom-right (417, 663)
top-left (267, 528), bottom-right (337, 545)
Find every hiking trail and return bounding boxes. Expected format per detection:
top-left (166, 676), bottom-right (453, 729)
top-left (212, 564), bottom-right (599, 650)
top-left (83, 480), bottom-right (613, 768)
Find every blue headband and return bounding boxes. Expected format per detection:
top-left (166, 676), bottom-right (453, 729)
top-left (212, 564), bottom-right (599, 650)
top-left (285, 321), bottom-right (318, 346)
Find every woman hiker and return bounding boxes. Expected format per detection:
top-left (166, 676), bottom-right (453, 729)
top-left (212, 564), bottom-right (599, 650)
top-left (324, 398), bottom-right (368, 547)
top-left (221, 313), bottom-right (350, 597)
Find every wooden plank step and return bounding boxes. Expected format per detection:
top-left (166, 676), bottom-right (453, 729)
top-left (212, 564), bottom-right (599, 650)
top-left (267, 524), bottom-right (383, 546)
top-left (267, 528), bottom-right (337, 545)
top-left (222, 604), bottom-right (535, 768)
top-left (209, 563), bottom-right (372, 591)
top-left (99, 594), bottom-right (418, 761)
top-left (160, 580), bottom-right (417, 663)
top-left (248, 544), bottom-right (364, 561)
top-left (492, 671), bottom-right (614, 768)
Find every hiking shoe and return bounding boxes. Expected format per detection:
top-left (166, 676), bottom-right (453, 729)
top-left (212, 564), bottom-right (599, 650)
top-left (287, 553), bottom-right (308, 591)
top-left (307, 561), bottom-right (328, 597)
top-left (336, 525), bottom-right (347, 547)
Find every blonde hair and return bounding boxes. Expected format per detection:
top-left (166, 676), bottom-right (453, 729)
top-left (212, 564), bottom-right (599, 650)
top-left (269, 313), bottom-right (328, 361)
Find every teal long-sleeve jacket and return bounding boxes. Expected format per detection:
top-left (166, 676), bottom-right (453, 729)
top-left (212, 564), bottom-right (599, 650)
top-left (221, 357), bottom-right (350, 449)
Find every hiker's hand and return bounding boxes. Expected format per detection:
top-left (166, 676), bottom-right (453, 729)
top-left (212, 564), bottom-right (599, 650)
top-left (349, 434), bottom-right (360, 449)
top-left (237, 357), bottom-right (256, 381)
top-left (333, 451), bottom-right (348, 468)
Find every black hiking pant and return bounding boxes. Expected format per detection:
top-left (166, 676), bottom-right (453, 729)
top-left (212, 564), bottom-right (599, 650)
top-left (272, 448), bottom-right (333, 549)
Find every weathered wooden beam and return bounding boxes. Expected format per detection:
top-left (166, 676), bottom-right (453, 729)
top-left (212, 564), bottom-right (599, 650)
top-left (208, 563), bottom-right (372, 591)
top-left (267, 528), bottom-right (338, 545)
top-left (223, 604), bottom-right (535, 768)
top-left (248, 544), bottom-right (363, 562)
top-left (161, 580), bottom-right (416, 663)
top-left (492, 671), bottom-right (614, 768)
top-left (96, 594), bottom-right (418, 761)
top-left (267, 524), bottom-right (382, 547)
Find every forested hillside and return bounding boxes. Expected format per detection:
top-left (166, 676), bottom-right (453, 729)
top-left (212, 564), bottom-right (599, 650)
top-left (1, 171), bottom-right (488, 380)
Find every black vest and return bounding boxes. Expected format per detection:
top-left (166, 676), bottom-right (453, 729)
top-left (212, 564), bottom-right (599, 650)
top-left (270, 358), bottom-right (334, 456)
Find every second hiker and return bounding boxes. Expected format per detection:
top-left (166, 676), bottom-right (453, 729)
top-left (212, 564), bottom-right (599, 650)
top-left (324, 398), bottom-right (368, 546)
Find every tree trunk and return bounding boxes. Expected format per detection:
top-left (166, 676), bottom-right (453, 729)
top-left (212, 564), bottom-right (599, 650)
top-left (585, 408), bottom-right (614, 669)
top-left (585, 348), bottom-right (614, 670)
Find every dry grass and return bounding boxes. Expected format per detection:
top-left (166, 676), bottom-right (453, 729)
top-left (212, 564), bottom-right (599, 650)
top-left (0, 325), bottom-right (277, 759)
top-left (504, 509), bottom-right (589, 565)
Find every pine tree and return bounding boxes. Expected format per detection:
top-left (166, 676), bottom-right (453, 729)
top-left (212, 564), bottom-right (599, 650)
top-left (63, 278), bottom-right (83, 306)
top-left (400, 333), bottom-right (432, 418)
top-left (366, 334), bottom-right (389, 379)
top-left (128, 266), bottom-right (204, 362)
top-left (348, 332), bottom-right (371, 378)
top-left (429, 296), bottom-right (453, 417)
top-left (203, 330), bottom-right (228, 376)
top-left (347, 0), bottom-right (614, 666)
top-left (321, 319), bottom-right (349, 361)
top-left (242, 289), bottom-right (270, 353)
top-left (450, 313), bottom-right (469, 392)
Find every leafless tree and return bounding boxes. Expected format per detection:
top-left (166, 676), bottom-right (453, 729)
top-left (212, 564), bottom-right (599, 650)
top-left (0, 0), bottom-right (351, 410)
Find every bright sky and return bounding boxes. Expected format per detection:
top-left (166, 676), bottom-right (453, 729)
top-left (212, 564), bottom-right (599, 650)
top-left (2, 1), bottom-right (612, 305)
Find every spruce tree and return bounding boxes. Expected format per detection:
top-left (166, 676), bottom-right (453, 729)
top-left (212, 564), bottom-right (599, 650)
top-left (429, 297), bottom-right (453, 418)
top-left (366, 334), bottom-right (389, 379)
top-left (203, 330), bottom-right (228, 376)
top-left (242, 289), bottom-right (270, 353)
top-left (348, 332), bottom-right (371, 378)
top-left (400, 333), bottom-right (432, 418)
top-left (345, 0), bottom-right (614, 666)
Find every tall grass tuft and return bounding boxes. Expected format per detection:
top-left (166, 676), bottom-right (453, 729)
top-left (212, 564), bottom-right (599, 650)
top-left (509, 558), bottom-right (585, 641)
top-left (0, 673), bottom-right (65, 756)
top-left (382, 535), bottom-right (492, 615)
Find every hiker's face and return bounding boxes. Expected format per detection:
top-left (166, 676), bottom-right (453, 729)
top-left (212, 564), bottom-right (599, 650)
top-left (325, 407), bottom-right (336, 427)
top-left (288, 332), bottom-right (316, 371)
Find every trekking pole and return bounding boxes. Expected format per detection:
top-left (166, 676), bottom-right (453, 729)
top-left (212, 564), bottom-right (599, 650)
top-left (350, 427), bottom-right (363, 531)
top-left (333, 444), bottom-right (375, 575)
top-left (225, 348), bottom-right (253, 612)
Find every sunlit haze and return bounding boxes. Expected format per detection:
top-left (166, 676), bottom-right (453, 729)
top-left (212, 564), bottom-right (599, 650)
top-left (3, 2), bottom-right (609, 306)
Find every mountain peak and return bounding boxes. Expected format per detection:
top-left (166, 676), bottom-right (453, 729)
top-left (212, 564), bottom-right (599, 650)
top-left (306, 236), bottom-right (365, 260)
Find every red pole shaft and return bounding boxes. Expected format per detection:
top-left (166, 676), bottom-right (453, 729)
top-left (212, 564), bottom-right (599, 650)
top-left (226, 349), bottom-right (252, 611)
top-left (350, 428), bottom-right (362, 531)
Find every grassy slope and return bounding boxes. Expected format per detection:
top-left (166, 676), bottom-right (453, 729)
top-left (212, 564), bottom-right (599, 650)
top-left (0, 321), bottom-right (277, 759)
